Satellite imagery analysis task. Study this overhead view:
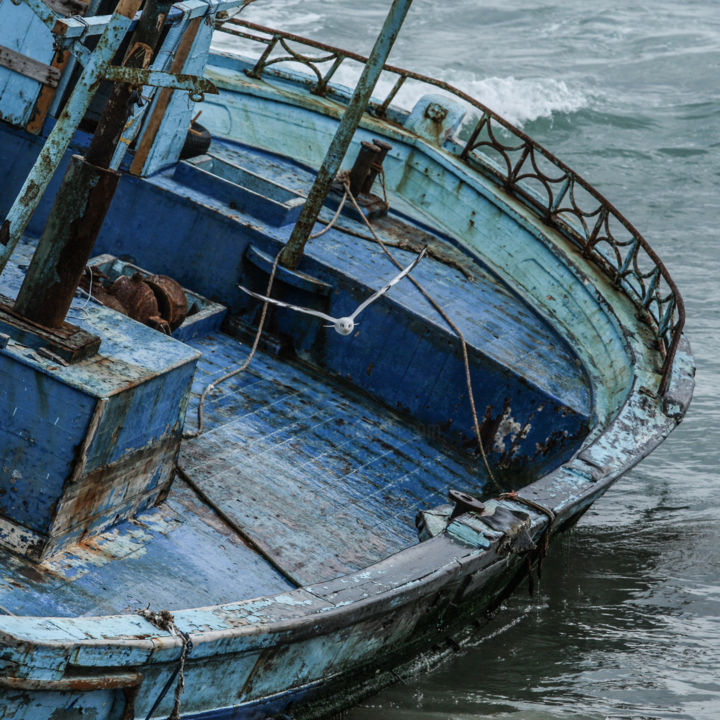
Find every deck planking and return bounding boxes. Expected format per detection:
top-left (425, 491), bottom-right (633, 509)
top-left (180, 331), bottom-right (483, 585)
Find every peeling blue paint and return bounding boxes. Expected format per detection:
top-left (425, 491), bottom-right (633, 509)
top-left (0, 5), bottom-right (694, 720)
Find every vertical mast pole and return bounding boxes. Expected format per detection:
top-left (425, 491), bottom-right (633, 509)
top-left (279, 0), bottom-right (414, 270)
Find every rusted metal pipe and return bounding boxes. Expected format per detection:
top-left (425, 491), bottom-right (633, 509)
top-left (86, 0), bottom-right (172, 169)
top-left (14, 0), bottom-right (171, 329)
top-left (348, 141), bottom-right (380, 196)
top-left (0, 671), bottom-right (143, 691)
top-left (13, 155), bottom-right (120, 327)
top-left (362, 139), bottom-right (392, 194)
top-left (0, 0), bottom-right (143, 276)
top-left (278, 0), bottom-right (415, 270)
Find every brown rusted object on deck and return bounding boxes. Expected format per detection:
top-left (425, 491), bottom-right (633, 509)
top-left (80, 271), bottom-right (185, 334)
top-left (110, 274), bottom-right (160, 325)
top-left (362, 139), bottom-right (392, 194)
top-left (145, 274), bottom-right (188, 330)
top-left (348, 141), bottom-right (380, 197)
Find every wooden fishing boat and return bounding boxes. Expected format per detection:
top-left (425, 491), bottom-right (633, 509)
top-left (0, 1), bottom-right (693, 718)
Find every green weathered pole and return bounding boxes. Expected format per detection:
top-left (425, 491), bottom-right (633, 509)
top-left (279, 0), bottom-right (414, 270)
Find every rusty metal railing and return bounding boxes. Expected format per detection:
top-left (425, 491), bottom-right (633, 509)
top-left (217, 19), bottom-right (684, 396)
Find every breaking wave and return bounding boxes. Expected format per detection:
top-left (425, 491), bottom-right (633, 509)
top-left (457, 75), bottom-right (590, 127)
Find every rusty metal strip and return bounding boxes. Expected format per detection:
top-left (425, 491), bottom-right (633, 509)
top-left (103, 65), bottom-right (217, 95)
top-left (129, 17), bottom-right (204, 176)
top-left (67, 397), bottom-right (109, 485)
top-left (26, 46), bottom-right (69, 134)
top-left (0, 671), bottom-right (142, 691)
top-left (0, 45), bottom-right (61, 87)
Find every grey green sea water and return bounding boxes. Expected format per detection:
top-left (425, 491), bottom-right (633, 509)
top-left (226, 2), bottom-right (719, 717)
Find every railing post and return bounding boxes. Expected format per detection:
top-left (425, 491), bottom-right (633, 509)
top-left (279, 0), bottom-right (415, 270)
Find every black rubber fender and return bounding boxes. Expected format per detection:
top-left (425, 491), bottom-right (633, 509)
top-left (180, 121), bottom-right (211, 159)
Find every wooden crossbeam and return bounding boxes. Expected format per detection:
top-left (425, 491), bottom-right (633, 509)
top-left (0, 44), bottom-right (61, 87)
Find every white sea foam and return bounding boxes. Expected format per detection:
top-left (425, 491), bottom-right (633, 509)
top-left (457, 75), bottom-right (589, 127)
top-left (211, 20), bottom-right (589, 131)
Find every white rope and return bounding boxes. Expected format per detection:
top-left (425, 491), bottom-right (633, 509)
top-left (185, 191), bottom-right (348, 439)
top-left (67, 266), bottom-right (99, 322)
top-left (184, 173), bottom-right (497, 489)
top-left (309, 187), bottom-right (348, 239)
top-left (183, 248), bottom-right (283, 439)
top-left (341, 174), bottom-right (497, 485)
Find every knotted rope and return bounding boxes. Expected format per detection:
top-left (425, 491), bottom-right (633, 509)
top-left (339, 172), bottom-right (497, 486)
top-left (137, 608), bottom-right (193, 720)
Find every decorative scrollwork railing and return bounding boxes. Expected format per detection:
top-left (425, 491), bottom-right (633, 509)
top-left (216, 19), bottom-right (684, 396)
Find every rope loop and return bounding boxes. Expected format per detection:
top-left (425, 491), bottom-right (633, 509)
top-left (184, 248), bottom-right (284, 439)
top-left (183, 170), bottom-right (496, 489)
top-left (340, 172), bottom-right (497, 486)
top-left (137, 608), bottom-right (193, 720)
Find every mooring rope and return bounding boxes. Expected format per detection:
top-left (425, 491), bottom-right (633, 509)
top-left (183, 249), bottom-right (283, 439)
top-left (184, 192), bottom-right (349, 439)
top-left (184, 173), bottom-right (496, 489)
top-left (137, 608), bottom-right (193, 720)
top-left (498, 491), bottom-right (556, 593)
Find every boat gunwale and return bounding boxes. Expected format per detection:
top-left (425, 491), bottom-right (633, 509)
top-left (0, 332), bottom-right (693, 663)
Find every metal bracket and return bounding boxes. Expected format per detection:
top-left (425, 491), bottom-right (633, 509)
top-left (103, 66), bottom-right (217, 95)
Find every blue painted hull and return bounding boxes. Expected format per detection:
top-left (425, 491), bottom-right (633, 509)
top-left (0, 8), bottom-right (693, 720)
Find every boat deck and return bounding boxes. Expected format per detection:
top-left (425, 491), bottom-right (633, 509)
top-left (0, 139), bottom-right (592, 618)
top-left (0, 318), bottom-right (479, 616)
top-left (179, 331), bottom-right (482, 587)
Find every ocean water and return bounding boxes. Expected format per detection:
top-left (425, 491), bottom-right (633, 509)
top-left (226, 2), bottom-right (718, 718)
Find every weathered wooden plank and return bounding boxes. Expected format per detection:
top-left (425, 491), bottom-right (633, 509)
top-left (0, 45), bottom-right (60, 87)
top-left (0, 4), bottom-right (41, 126)
top-left (178, 330), bottom-right (482, 585)
top-left (131, 13), bottom-right (213, 175)
top-left (25, 45), bottom-right (68, 134)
